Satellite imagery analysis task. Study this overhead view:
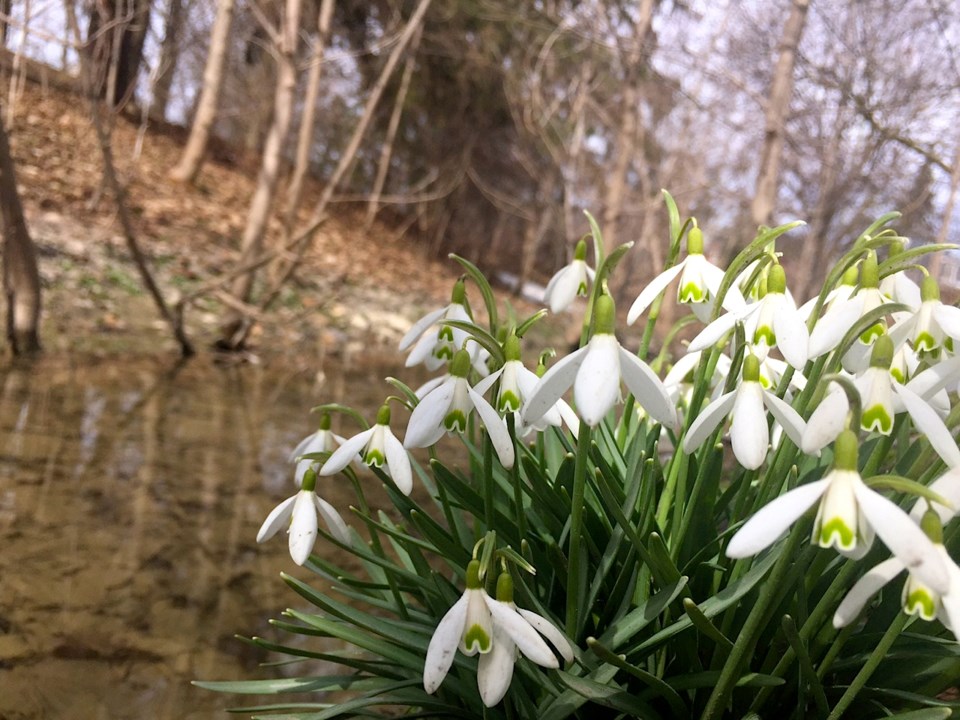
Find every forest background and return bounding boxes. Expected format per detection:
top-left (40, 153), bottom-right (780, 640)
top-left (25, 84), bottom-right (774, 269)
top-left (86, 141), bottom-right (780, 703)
top-left (0, 0), bottom-right (959, 359)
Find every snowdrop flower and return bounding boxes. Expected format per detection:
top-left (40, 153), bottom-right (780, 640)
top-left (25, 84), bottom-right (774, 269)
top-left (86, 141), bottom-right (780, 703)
top-left (543, 239), bottom-right (595, 314)
top-left (834, 511), bottom-right (960, 636)
top-left (291, 413), bottom-right (348, 486)
top-left (400, 278), bottom-right (473, 371)
top-left (627, 226), bottom-right (745, 325)
top-left (728, 430), bottom-right (950, 595)
top-left (689, 264), bottom-right (809, 370)
top-left (320, 405), bottom-right (412, 495)
top-left (879, 239), bottom-right (922, 312)
top-left (404, 349), bottom-right (514, 468)
top-left (472, 335), bottom-right (579, 437)
top-left (683, 353), bottom-right (805, 470)
top-left (522, 293), bottom-right (678, 429)
top-left (424, 562), bottom-right (573, 706)
top-left (807, 251), bottom-right (890, 369)
top-left (799, 264), bottom-right (859, 322)
top-left (888, 275), bottom-right (960, 355)
top-left (256, 466), bottom-right (350, 565)
top-left (802, 337), bottom-right (960, 467)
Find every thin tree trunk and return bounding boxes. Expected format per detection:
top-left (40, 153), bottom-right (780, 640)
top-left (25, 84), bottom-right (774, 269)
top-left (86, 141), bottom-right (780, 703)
top-left (150, 0), bottom-right (183, 122)
top-left (750, 0), bottom-right (809, 228)
top-left (217, 0), bottom-right (303, 349)
top-left (0, 99), bottom-right (41, 354)
top-left (283, 0), bottom-right (335, 231)
top-left (5, 0), bottom-right (29, 126)
top-left (931, 133), bottom-right (960, 281)
top-left (169, 0), bottom-right (235, 184)
top-left (364, 24), bottom-right (422, 232)
top-left (600, 0), bottom-right (656, 257)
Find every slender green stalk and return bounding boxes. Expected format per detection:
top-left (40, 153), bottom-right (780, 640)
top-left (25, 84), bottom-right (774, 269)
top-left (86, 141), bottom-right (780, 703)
top-left (566, 423), bottom-right (593, 636)
top-left (483, 430), bottom-right (494, 530)
top-left (507, 414), bottom-right (527, 539)
top-left (826, 613), bottom-right (909, 720)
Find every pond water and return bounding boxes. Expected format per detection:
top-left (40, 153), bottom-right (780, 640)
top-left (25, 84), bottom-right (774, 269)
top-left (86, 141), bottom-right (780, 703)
top-left (0, 354), bottom-right (411, 720)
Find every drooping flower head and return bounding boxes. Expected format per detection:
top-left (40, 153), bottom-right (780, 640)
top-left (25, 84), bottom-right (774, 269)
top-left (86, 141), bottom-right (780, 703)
top-left (523, 292), bottom-right (677, 429)
top-left (543, 239), bottom-right (595, 314)
top-left (401, 278), bottom-right (475, 371)
top-left (320, 404), bottom-right (413, 495)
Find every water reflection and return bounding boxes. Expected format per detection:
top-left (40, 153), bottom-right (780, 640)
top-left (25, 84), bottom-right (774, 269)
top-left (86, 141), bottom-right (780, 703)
top-left (0, 355), bottom-right (406, 719)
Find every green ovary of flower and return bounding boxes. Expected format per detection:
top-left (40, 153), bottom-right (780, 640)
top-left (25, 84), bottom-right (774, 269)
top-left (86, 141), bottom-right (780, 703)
top-left (818, 517), bottom-right (856, 551)
top-left (904, 587), bottom-right (937, 621)
top-left (862, 405), bottom-right (893, 434)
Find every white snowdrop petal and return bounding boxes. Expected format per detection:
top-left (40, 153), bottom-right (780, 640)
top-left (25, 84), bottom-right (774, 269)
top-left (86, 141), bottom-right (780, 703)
top-left (688, 310), bottom-right (744, 352)
top-left (627, 263), bottom-right (685, 325)
top-left (934, 304), bottom-right (960, 341)
top-left (314, 495), bottom-right (351, 544)
top-left (288, 491), bottom-right (320, 565)
top-left (383, 429), bottom-right (413, 495)
top-left (400, 307), bottom-right (448, 351)
top-left (521, 346), bottom-right (588, 427)
top-left (423, 594), bottom-right (469, 694)
top-left (405, 330), bottom-right (441, 368)
top-left (802, 387), bottom-right (849, 454)
top-left (477, 627), bottom-right (516, 707)
top-left (772, 300), bottom-right (809, 369)
top-left (618, 348), bottom-right (678, 429)
top-left (730, 383), bottom-right (768, 470)
top-left (895, 383), bottom-right (960, 469)
top-left (683, 390), bottom-right (736, 454)
top-left (852, 482), bottom-right (950, 595)
top-left (907, 354), bottom-right (960, 400)
top-left (320, 427), bottom-right (375, 475)
top-left (762, 390), bottom-right (806, 449)
top-left (468, 387), bottom-right (515, 469)
top-left (516, 608), bottom-right (574, 663)
top-left (546, 265), bottom-right (583, 314)
top-left (575, 336), bottom-right (621, 427)
top-left (912, 466), bottom-right (960, 524)
top-left (483, 597), bottom-right (557, 668)
top-left (833, 558), bottom-right (905, 628)
top-left (809, 296), bottom-right (864, 358)
top-left (256, 495), bottom-right (297, 543)
top-left (471, 367), bottom-right (504, 398)
top-left (405, 379), bottom-right (456, 449)
top-left (726, 479), bottom-right (831, 558)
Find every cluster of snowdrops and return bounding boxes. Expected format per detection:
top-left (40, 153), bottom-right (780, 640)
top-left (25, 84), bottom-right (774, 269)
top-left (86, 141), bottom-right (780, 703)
top-left (204, 197), bottom-right (960, 719)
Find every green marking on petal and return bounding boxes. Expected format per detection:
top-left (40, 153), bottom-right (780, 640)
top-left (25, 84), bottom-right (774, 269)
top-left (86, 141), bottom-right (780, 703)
top-left (890, 366), bottom-right (906, 384)
top-left (859, 323), bottom-right (885, 345)
top-left (499, 391), bottom-right (521, 413)
top-left (438, 326), bottom-right (455, 342)
top-left (904, 587), bottom-right (937, 621)
top-left (914, 331), bottom-right (938, 353)
top-left (463, 624), bottom-right (491, 654)
top-left (862, 404), bottom-right (893, 434)
top-left (364, 448), bottom-right (385, 467)
top-left (434, 344), bottom-right (455, 362)
top-left (754, 325), bottom-right (776, 346)
top-left (818, 517), bottom-right (857, 551)
top-left (946, 337), bottom-right (955, 353)
top-left (679, 282), bottom-right (705, 304)
top-left (444, 409), bottom-right (468, 433)
top-left (577, 281), bottom-right (588, 297)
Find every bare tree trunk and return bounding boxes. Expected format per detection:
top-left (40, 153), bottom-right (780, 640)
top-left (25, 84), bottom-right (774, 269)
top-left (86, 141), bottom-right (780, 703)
top-left (283, 0), bottom-right (335, 231)
top-left (5, 0), bottom-right (29, 126)
top-left (931, 133), bottom-right (960, 281)
top-left (217, 0), bottom-right (303, 349)
top-left (364, 24), bottom-right (422, 231)
top-left (750, 0), bottom-right (809, 228)
top-left (169, 0), bottom-right (235, 184)
top-left (0, 0), bottom-right (10, 47)
top-left (600, 0), bottom-right (656, 256)
top-left (0, 100), bottom-right (41, 355)
top-left (150, 0), bottom-right (183, 122)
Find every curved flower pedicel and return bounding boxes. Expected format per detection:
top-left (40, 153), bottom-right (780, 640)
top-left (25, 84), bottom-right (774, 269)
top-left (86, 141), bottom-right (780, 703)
top-left (543, 239), bottom-right (595, 314)
top-left (683, 353), bottom-right (805, 470)
top-left (291, 412), bottom-right (347, 486)
top-left (424, 562), bottom-right (572, 707)
top-left (404, 349), bottom-right (514, 468)
top-left (834, 512), bottom-right (960, 637)
top-left (627, 225), bottom-right (745, 325)
top-left (256, 466), bottom-right (350, 565)
top-left (522, 293), bottom-right (678, 429)
top-left (689, 263), bottom-right (809, 370)
top-left (319, 405), bottom-right (412, 495)
top-left (727, 430), bottom-right (950, 594)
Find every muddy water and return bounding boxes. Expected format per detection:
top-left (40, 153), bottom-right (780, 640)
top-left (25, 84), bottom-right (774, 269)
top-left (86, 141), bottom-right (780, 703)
top-left (0, 355), bottom-right (409, 720)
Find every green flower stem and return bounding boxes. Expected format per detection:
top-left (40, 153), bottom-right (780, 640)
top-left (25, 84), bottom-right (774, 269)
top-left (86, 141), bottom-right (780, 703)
top-left (483, 429), bottom-right (494, 530)
top-left (506, 414), bottom-right (527, 539)
top-left (825, 612), bottom-right (909, 720)
top-left (861, 418), bottom-right (900, 477)
top-left (701, 524), bottom-right (806, 720)
top-left (347, 471), bottom-right (409, 620)
top-left (566, 422), bottom-right (593, 637)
